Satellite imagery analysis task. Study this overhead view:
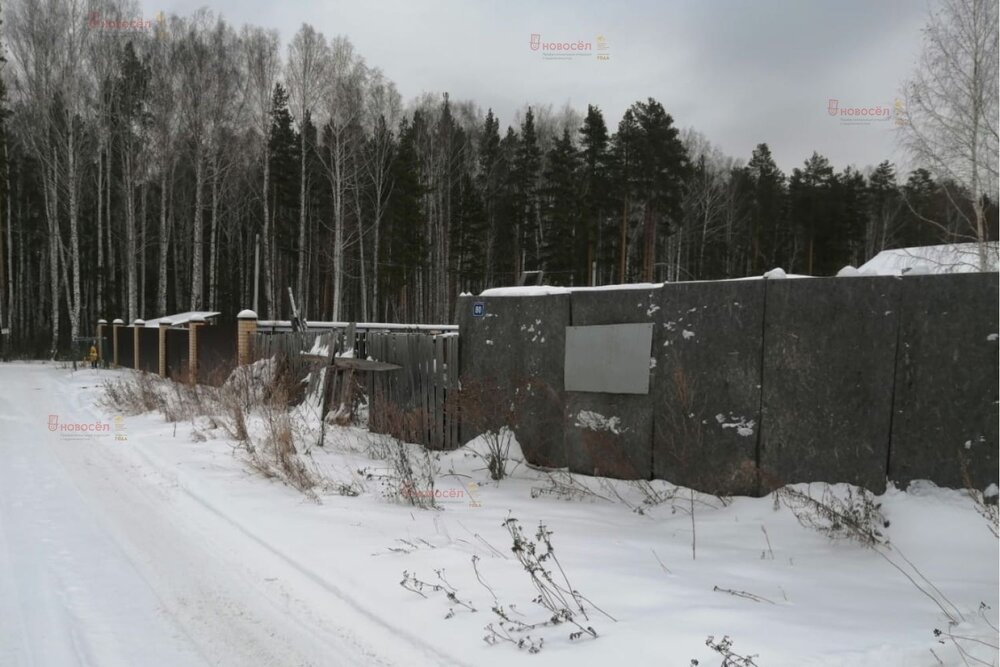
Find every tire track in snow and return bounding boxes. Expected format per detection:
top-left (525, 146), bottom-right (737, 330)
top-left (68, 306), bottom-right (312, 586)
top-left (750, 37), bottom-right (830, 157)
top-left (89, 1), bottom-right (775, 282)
top-left (34, 363), bottom-right (467, 666)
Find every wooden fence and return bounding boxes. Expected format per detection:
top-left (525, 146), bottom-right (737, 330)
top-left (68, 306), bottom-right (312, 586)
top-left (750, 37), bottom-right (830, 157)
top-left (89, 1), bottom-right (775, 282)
top-left (248, 326), bottom-right (461, 450)
top-left (367, 331), bottom-right (460, 451)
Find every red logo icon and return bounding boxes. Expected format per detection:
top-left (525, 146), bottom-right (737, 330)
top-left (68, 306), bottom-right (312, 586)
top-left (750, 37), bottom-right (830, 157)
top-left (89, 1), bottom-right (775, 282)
top-left (530, 33), bottom-right (541, 51)
top-left (48, 414), bottom-right (59, 432)
top-left (827, 99), bottom-right (839, 116)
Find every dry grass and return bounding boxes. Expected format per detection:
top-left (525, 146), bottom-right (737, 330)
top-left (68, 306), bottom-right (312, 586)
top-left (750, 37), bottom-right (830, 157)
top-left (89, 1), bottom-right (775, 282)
top-left (100, 362), bottom-right (323, 498)
top-left (100, 371), bottom-right (164, 415)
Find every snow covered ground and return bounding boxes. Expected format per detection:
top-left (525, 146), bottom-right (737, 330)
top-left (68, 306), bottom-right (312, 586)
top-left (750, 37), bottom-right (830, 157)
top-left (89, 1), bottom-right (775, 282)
top-left (0, 362), bottom-right (997, 666)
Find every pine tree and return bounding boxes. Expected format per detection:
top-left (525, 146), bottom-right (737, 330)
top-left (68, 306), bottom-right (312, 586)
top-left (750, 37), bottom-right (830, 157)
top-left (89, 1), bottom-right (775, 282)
top-left (477, 109), bottom-right (502, 283)
top-left (450, 170), bottom-right (486, 292)
top-left (383, 116), bottom-right (425, 319)
top-left (865, 161), bottom-right (900, 259)
top-left (831, 166), bottom-right (868, 268)
top-left (789, 152), bottom-right (835, 274)
top-left (513, 108), bottom-right (541, 279)
top-left (578, 105), bottom-right (610, 284)
top-left (540, 128), bottom-right (582, 284)
top-left (269, 82), bottom-right (301, 289)
top-left (610, 108), bottom-right (639, 282)
top-left (493, 126), bottom-right (520, 284)
top-left (630, 98), bottom-right (690, 281)
top-left (745, 143), bottom-right (787, 272)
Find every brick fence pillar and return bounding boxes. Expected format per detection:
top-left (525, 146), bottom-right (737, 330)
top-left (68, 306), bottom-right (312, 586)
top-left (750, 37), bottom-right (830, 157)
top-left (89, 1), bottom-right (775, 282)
top-left (112, 318), bottom-right (124, 367)
top-left (158, 319), bottom-right (172, 378)
top-left (188, 316), bottom-right (205, 384)
top-left (237, 309), bottom-right (258, 366)
top-left (133, 319), bottom-right (145, 370)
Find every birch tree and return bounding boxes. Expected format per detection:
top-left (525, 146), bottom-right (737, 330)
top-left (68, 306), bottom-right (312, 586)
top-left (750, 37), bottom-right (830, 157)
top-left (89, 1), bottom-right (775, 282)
top-left (175, 10), bottom-right (215, 311)
top-left (901, 0), bottom-right (999, 269)
top-left (286, 24), bottom-right (328, 316)
top-left (363, 69), bottom-right (400, 319)
top-left (149, 15), bottom-right (178, 315)
top-left (6, 0), bottom-right (67, 353)
top-left (241, 25), bottom-right (279, 317)
top-left (207, 21), bottom-right (241, 312)
top-left (319, 36), bottom-right (365, 321)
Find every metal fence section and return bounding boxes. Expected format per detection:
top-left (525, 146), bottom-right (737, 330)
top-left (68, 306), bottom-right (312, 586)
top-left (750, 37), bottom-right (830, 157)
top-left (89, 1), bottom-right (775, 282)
top-left (367, 331), bottom-right (460, 451)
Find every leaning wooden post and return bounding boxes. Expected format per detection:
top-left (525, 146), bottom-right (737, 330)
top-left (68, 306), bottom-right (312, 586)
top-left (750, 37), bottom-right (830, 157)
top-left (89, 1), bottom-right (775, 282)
top-left (188, 316), bottom-right (205, 384)
top-left (96, 319), bottom-right (107, 363)
top-left (158, 319), bottom-right (172, 379)
top-left (237, 309), bottom-right (258, 366)
top-left (133, 319), bottom-right (145, 370)
top-left (112, 318), bottom-right (124, 367)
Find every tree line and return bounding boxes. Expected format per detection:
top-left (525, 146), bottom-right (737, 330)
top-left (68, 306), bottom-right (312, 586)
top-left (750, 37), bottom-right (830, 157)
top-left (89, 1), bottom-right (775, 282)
top-left (0, 0), bottom-right (996, 355)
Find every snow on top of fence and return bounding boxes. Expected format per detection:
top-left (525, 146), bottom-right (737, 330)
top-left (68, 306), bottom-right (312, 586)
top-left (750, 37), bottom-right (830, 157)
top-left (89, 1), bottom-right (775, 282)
top-left (479, 283), bottom-right (664, 297)
top-left (257, 320), bottom-right (458, 332)
top-left (142, 312), bottom-right (221, 327)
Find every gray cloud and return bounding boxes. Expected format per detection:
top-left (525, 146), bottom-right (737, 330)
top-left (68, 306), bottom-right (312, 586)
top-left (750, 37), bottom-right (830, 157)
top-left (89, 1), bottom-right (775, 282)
top-left (137, 0), bottom-right (929, 173)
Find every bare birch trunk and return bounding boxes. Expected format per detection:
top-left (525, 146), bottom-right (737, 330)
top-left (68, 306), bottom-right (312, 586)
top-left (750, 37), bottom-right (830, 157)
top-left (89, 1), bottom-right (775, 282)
top-left (209, 161), bottom-right (220, 311)
top-left (157, 170), bottom-right (169, 315)
top-left (96, 147), bottom-right (104, 316)
top-left (67, 125), bottom-right (81, 341)
top-left (331, 141), bottom-right (344, 321)
top-left (262, 152), bottom-right (274, 317)
top-left (123, 150), bottom-right (138, 322)
top-left (296, 131), bottom-right (308, 315)
top-left (191, 151), bottom-right (205, 311)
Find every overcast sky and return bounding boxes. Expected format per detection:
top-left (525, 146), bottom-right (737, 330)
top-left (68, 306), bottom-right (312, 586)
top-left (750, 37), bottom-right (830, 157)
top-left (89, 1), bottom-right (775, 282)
top-left (137, 0), bottom-right (930, 175)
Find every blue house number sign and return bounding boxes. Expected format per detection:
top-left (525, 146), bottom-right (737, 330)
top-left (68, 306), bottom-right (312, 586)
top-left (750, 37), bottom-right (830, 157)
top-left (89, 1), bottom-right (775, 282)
top-left (472, 302), bottom-right (486, 318)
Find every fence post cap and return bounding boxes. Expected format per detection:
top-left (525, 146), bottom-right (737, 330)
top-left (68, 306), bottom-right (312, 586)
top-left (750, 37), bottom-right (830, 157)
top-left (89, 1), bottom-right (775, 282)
top-left (112, 318), bottom-right (124, 325)
top-left (133, 318), bottom-right (145, 326)
top-left (237, 309), bottom-right (258, 320)
top-left (97, 319), bottom-right (108, 324)
top-left (159, 318), bottom-right (173, 327)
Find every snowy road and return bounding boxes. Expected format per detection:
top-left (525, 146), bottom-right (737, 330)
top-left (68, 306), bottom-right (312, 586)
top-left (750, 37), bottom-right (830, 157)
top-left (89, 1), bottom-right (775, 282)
top-left (0, 364), bottom-right (459, 667)
top-left (1, 363), bottom-right (996, 667)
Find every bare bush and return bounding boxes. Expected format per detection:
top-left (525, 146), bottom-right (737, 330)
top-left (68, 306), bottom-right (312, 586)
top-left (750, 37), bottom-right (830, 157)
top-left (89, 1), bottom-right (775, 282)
top-left (400, 569), bottom-right (477, 618)
top-left (368, 403), bottom-right (440, 508)
top-left (961, 457), bottom-right (999, 539)
top-left (483, 517), bottom-right (615, 652)
top-left (690, 635), bottom-right (761, 666)
top-left (452, 377), bottom-right (528, 481)
top-left (99, 372), bottom-right (164, 415)
top-left (776, 483), bottom-right (968, 625)
top-left (248, 384), bottom-right (319, 495)
top-left (776, 484), bottom-right (887, 547)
